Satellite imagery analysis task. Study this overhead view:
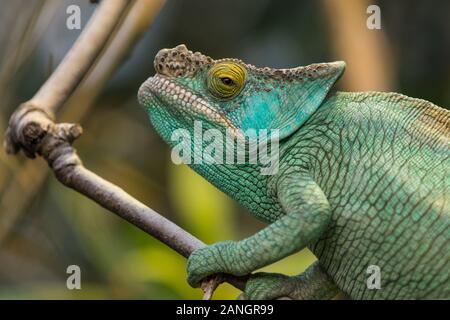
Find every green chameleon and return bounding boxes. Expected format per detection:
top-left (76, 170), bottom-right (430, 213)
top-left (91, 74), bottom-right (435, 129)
top-left (138, 44), bottom-right (449, 299)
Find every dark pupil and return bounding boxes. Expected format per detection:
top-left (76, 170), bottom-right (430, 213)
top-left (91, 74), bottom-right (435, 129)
top-left (220, 77), bottom-right (234, 86)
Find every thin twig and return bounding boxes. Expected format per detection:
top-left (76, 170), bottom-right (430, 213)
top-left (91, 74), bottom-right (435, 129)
top-left (0, 0), bottom-right (167, 244)
top-left (0, 0), bottom-right (133, 243)
top-left (32, 0), bottom-right (132, 114)
top-left (3, 0), bottom-right (248, 299)
top-left (5, 101), bottom-right (249, 296)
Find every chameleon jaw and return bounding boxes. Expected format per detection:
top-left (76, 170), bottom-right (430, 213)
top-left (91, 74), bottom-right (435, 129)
top-left (138, 74), bottom-right (242, 138)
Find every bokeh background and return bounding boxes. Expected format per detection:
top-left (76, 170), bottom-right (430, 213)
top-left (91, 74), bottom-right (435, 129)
top-left (0, 0), bottom-right (448, 299)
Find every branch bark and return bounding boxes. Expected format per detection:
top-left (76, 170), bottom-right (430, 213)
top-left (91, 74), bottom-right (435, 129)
top-left (0, 0), bottom-right (166, 243)
top-left (3, 0), bottom-right (248, 298)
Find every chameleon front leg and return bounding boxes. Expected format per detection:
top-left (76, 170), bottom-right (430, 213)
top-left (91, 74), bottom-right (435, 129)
top-left (186, 172), bottom-right (333, 298)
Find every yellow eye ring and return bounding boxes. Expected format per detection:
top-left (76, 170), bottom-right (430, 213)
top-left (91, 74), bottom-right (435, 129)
top-left (207, 62), bottom-right (246, 99)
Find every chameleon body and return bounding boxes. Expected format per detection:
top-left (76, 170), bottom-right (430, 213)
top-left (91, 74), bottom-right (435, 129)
top-left (138, 45), bottom-right (450, 299)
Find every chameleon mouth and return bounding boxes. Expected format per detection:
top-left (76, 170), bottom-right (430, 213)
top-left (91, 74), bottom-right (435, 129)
top-left (139, 74), bottom-right (241, 137)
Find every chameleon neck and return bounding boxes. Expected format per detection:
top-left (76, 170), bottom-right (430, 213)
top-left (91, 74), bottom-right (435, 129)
top-left (189, 162), bottom-right (283, 223)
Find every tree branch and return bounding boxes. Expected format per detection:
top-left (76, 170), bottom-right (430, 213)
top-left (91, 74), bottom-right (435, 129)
top-left (3, 0), bottom-right (248, 298)
top-left (32, 0), bottom-right (132, 113)
top-left (0, 0), bottom-right (166, 244)
top-left (5, 100), bottom-right (248, 296)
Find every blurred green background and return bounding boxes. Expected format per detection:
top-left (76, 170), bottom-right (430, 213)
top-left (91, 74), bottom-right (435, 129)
top-left (0, 0), bottom-right (448, 299)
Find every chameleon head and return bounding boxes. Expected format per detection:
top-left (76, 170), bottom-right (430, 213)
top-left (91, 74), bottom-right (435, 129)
top-left (138, 44), bottom-right (345, 146)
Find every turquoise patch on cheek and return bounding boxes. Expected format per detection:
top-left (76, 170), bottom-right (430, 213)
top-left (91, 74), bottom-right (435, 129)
top-left (238, 93), bottom-right (281, 131)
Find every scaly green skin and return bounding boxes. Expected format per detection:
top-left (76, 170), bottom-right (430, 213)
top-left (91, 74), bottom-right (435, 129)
top-left (138, 45), bottom-right (450, 299)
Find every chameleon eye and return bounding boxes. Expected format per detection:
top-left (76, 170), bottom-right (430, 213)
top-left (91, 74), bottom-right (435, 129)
top-left (207, 62), bottom-right (246, 99)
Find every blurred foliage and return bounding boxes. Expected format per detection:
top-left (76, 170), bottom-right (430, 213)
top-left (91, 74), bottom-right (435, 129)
top-left (0, 0), bottom-right (448, 299)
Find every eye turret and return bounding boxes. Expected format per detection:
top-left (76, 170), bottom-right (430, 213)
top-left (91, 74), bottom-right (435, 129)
top-left (207, 62), bottom-right (246, 99)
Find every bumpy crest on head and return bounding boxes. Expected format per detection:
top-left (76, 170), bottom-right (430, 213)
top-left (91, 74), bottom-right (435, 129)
top-left (153, 44), bottom-right (343, 83)
top-left (154, 44), bottom-right (213, 77)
